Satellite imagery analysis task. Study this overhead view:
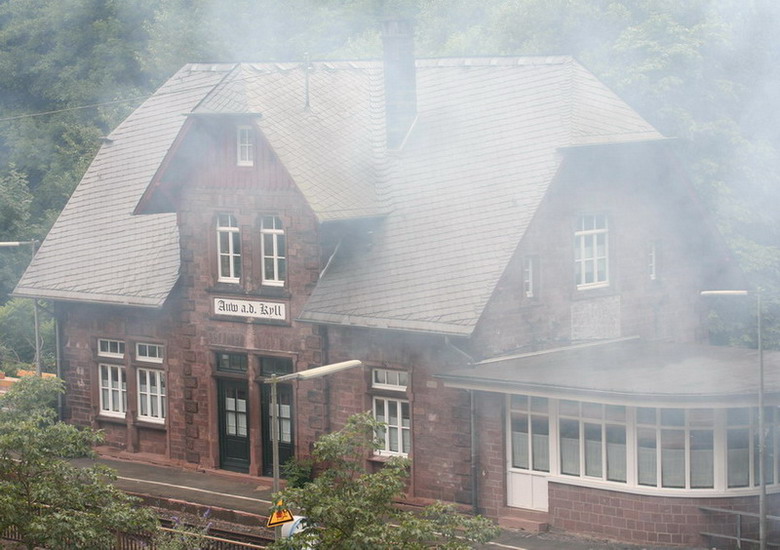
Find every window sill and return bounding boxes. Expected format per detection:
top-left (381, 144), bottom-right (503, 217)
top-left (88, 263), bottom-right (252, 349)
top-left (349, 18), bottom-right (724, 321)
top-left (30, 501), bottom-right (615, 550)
top-left (135, 419), bottom-right (167, 431)
top-left (206, 284), bottom-right (291, 300)
top-left (571, 285), bottom-right (617, 300)
top-left (370, 452), bottom-right (410, 462)
top-left (97, 414), bottom-right (127, 425)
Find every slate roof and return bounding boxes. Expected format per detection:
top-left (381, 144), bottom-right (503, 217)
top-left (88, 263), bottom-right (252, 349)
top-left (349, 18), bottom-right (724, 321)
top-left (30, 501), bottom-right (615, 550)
top-left (298, 57), bottom-right (663, 335)
top-left (435, 337), bottom-right (780, 406)
top-left (14, 65), bottom-right (232, 306)
top-left (14, 56), bottom-right (662, 323)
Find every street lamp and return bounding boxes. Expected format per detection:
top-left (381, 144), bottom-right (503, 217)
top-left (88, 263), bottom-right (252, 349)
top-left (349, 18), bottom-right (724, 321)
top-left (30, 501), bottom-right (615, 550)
top-left (262, 359), bottom-right (363, 538)
top-left (701, 289), bottom-right (765, 550)
top-left (0, 240), bottom-right (41, 375)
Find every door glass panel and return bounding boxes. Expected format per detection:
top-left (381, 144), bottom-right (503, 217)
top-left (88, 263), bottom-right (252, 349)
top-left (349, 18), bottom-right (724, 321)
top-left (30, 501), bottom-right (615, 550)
top-left (531, 415), bottom-right (549, 472)
top-left (512, 413), bottom-right (529, 469)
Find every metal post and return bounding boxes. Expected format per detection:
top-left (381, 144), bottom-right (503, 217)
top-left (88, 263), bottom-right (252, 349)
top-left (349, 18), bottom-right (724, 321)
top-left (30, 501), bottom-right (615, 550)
top-left (0, 240), bottom-right (41, 375)
top-left (261, 360), bottom-right (363, 540)
top-left (758, 291), bottom-right (766, 550)
top-left (271, 374), bottom-right (281, 540)
top-left (701, 289), bottom-right (767, 549)
top-left (31, 242), bottom-right (41, 376)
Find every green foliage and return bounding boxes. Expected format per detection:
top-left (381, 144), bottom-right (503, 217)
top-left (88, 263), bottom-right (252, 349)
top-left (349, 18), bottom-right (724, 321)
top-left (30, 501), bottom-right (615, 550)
top-left (282, 455), bottom-right (315, 488)
top-left (0, 376), bottom-right (158, 550)
top-left (0, 0), bottom-right (779, 348)
top-left (269, 412), bottom-right (499, 549)
top-left (0, 298), bottom-right (55, 370)
top-left (153, 508), bottom-right (213, 550)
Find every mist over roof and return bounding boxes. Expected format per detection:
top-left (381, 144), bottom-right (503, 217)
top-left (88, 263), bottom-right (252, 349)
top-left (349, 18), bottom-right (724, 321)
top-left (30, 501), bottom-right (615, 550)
top-left (14, 56), bottom-right (662, 330)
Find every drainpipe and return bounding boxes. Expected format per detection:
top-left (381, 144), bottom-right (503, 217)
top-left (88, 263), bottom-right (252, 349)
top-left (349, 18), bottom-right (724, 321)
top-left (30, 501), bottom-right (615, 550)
top-left (55, 313), bottom-right (63, 420)
top-left (444, 336), bottom-right (479, 515)
top-left (469, 389), bottom-right (478, 516)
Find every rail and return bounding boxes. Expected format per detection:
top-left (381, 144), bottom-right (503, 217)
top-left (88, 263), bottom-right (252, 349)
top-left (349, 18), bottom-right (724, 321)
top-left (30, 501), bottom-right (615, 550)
top-left (2, 519), bottom-right (272, 549)
top-left (700, 506), bottom-right (780, 549)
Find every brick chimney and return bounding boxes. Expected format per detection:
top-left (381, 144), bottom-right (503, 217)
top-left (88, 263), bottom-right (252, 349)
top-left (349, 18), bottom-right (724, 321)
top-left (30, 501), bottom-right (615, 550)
top-left (382, 18), bottom-right (417, 149)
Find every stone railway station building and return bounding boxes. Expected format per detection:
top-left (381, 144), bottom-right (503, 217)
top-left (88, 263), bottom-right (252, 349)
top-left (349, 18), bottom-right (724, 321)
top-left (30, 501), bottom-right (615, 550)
top-left (15, 22), bottom-right (779, 547)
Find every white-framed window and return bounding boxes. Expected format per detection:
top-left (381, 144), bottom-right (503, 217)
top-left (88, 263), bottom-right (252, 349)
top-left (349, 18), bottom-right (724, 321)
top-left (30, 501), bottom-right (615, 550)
top-left (575, 214), bottom-right (609, 289)
top-left (217, 213), bottom-right (241, 283)
top-left (136, 343), bottom-right (164, 363)
top-left (237, 125), bottom-right (254, 166)
top-left (260, 216), bottom-right (286, 286)
top-left (98, 339), bottom-right (125, 359)
top-left (648, 241), bottom-right (658, 281)
top-left (558, 400), bottom-right (627, 482)
top-left (636, 407), bottom-right (714, 489)
top-left (99, 364), bottom-right (127, 418)
top-left (374, 397), bottom-right (411, 456)
top-left (523, 256), bottom-right (538, 298)
top-left (510, 395), bottom-right (550, 472)
top-left (725, 407), bottom-right (776, 489)
top-left (506, 395), bottom-right (780, 494)
top-left (372, 368), bottom-right (409, 391)
top-left (137, 368), bottom-right (166, 423)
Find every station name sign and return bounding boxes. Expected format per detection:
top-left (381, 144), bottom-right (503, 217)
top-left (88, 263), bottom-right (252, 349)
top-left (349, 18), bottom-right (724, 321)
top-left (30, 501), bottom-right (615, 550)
top-left (213, 297), bottom-right (286, 321)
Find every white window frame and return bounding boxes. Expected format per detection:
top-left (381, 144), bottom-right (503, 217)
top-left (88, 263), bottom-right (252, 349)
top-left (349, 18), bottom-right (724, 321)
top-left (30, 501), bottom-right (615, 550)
top-left (372, 368), bottom-right (409, 391)
top-left (523, 256), bottom-right (538, 298)
top-left (217, 213), bottom-right (241, 283)
top-left (575, 214), bottom-right (609, 289)
top-left (648, 241), bottom-right (658, 281)
top-left (558, 400), bottom-right (627, 483)
top-left (99, 363), bottom-right (127, 418)
top-left (137, 368), bottom-right (166, 424)
top-left (509, 395), bottom-right (550, 472)
top-left (373, 396), bottom-right (411, 457)
top-left (636, 407), bottom-right (715, 490)
top-left (136, 342), bottom-right (164, 364)
top-left (98, 339), bottom-right (125, 359)
top-left (260, 216), bottom-right (286, 286)
top-left (237, 125), bottom-right (254, 166)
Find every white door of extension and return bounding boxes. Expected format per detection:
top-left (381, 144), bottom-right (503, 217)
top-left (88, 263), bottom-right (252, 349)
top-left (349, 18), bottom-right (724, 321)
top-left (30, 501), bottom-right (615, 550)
top-left (507, 470), bottom-right (548, 511)
top-left (507, 395), bottom-right (550, 511)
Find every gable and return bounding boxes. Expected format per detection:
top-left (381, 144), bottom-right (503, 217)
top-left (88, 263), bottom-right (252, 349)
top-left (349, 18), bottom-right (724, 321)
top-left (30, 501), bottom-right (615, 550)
top-left (14, 65), bottom-right (234, 306)
top-left (298, 57), bottom-right (664, 336)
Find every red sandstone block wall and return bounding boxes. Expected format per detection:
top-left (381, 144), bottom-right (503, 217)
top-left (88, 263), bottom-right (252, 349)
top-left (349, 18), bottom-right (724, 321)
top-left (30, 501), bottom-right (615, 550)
top-left (549, 483), bottom-right (780, 547)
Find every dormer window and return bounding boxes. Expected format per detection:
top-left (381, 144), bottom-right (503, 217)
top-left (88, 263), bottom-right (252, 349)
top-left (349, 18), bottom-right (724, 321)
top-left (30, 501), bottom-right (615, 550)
top-left (237, 126), bottom-right (254, 167)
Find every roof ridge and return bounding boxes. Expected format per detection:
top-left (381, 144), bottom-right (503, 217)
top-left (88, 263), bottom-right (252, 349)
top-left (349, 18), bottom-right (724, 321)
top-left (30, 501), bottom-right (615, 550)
top-left (191, 63), bottom-right (240, 113)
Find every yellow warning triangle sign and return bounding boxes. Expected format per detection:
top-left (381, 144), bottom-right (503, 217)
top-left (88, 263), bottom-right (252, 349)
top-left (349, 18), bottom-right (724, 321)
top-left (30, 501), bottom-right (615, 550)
top-left (267, 501), bottom-right (295, 527)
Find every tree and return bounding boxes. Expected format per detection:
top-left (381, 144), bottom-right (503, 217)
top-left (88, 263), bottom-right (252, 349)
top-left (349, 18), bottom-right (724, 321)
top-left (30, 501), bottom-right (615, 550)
top-left (269, 412), bottom-right (499, 549)
top-left (0, 376), bottom-right (157, 550)
top-left (0, 298), bottom-right (55, 370)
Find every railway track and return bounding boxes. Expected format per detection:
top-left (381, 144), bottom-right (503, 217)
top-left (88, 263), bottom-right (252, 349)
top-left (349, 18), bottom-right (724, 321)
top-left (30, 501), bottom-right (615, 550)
top-left (159, 516), bottom-right (274, 549)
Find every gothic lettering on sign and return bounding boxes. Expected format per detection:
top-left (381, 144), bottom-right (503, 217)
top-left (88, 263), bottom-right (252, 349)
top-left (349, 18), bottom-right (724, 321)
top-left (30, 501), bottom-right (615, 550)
top-left (214, 298), bottom-right (286, 321)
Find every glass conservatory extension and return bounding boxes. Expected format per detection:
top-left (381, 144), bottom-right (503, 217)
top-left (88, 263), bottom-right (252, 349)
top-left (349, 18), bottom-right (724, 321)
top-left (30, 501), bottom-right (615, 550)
top-left (508, 394), bottom-right (778, 494)
top-left (436, 338), bottom-right (780, 511)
